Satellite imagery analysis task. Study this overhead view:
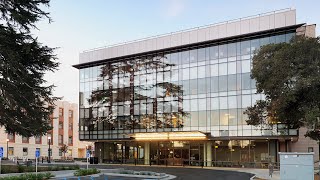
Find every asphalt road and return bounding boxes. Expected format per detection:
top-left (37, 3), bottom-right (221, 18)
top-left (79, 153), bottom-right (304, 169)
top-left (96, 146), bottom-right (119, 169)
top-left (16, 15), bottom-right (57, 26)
top-left (83, 165), bottom-right (254, 180)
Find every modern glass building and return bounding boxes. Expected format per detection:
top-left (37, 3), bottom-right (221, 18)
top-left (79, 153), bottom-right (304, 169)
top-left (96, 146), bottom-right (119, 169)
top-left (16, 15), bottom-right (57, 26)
top-left (74, 9), bottom-right (318, 167)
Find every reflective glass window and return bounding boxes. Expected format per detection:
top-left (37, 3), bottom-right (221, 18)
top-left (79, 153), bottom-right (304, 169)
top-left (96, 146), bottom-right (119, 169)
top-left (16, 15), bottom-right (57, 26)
top-left (241, 73), bottom-right (251, 90)
top-left (276, 34), bottom-right (286, 43)
top-left (228, 74), bottom-right (237, 91)
top-left (228, 43), bottom-right (237, 57)
top-left (228, 62), bottom-right (236, 74)
top-left (228, 96), bottom-right (237, 109)
top-left (198, 78), bottom-right (206, 94)
top-left (260, 37), bottom-right (269, 47)
top-left (209, 46), bottom-right (219, 60)
top-left (190, 79), bottom-right (198, 95)
top-left (170, 52), bottom-right (180, 65)
top-left (190, 49), bottom-right (197, 63)
top-left (198, 66), bottom-right (206, 78)
top-left (220, 109), bottom-right (229, 125)
top-left (182, 68), bottom-right (189, 80)
top-left (219, 76), bottom-right (228, 92)
top-left (219, 44), bottom-right (227, 59)
top-left (211, 97), bottom-right (219, 110)
top-left (219, 63), bottom-right (227, 76)
top-left (198, 48), bottom-right (206, 62)
top-left (211, 76), bottom-right (219, 93)
top-left (198, 111), bottom-right (207, 126)
top-left (240, 40), bottom-right (251, 55)
top-left (228, 109), bottom-right (237, 125)
top-left (242, 95), bottom-right (251, 108)
top-left (190, 111), bottom-right (199, 126)
top-left (198, 98), bottom-right (206, 111)
top-left (181, 51), bottom-right (190, 64)
top-left (211, 110), bottom-right (219, 125)
top-left (190, 67), bottom-right (197, 79)
top-left (210, 64), bottom-right (218, 76)
top-left (182, 80), bottom-right (190, 95)
top-left (220, 96), bottom-right (228, 109)
top-left (286, 33), bottom-right (295, 42)
top-left (241, 60), bottom-right (251, 73)
top-left (251, 39), bottom-right (260, 54)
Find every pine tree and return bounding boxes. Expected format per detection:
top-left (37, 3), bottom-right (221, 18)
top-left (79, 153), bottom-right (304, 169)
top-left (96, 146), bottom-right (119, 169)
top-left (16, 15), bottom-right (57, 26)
top-left (0, 0), bottom-right (59, 137)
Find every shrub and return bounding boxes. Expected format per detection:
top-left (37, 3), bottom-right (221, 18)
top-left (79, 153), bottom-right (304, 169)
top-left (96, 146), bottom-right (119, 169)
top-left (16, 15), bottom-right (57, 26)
top-left (17, 165), bottom-right (25, 173)
top-left (74, 168), bottom-right (100, 176)
top-left (0, 173), bottom-right (54, 180)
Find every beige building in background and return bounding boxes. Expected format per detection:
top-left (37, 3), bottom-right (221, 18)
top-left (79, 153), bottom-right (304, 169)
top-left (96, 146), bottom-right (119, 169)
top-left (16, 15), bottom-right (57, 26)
top-left (0, 101), bottom-right (92, 160)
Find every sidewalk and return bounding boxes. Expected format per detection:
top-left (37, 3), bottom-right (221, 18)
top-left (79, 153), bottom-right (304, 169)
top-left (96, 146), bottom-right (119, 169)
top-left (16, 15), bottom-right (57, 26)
top-left (204, 167), bottom-right (280, 180)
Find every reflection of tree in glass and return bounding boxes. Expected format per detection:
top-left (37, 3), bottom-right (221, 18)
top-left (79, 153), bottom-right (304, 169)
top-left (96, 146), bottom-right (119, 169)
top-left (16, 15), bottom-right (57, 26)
top-left (87, 54), bottom-right (188, 131)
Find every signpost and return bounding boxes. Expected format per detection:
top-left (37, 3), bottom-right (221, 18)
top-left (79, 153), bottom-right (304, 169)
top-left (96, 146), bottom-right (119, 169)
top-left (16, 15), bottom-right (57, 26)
top-left (0, 147), bottom-right (4, 174)
top-left (35, 149), bottom-right (40, 176)
top-left (86, 150), bottom-right (90, 170)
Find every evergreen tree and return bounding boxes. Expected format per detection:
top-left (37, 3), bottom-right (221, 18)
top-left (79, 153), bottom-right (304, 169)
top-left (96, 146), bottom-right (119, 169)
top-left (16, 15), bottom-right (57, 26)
top-left (245, 36), bottom-right (320, 140)
top-left (0, 0), bottom-right (59, 137)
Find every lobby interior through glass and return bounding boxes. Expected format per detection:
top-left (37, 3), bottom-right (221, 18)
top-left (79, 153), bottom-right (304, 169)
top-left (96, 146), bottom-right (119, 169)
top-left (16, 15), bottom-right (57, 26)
top-left (96, 139), bottom-right (278, 166)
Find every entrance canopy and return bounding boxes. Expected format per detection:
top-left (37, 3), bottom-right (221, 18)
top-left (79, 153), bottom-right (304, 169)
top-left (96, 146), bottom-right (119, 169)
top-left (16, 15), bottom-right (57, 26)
top-left (129, 131), bottom-right (207, 141)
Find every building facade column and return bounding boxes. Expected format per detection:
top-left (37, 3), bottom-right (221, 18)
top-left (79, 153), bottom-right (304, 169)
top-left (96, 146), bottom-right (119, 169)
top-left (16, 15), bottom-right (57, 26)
top-left (206, 142), bottom-right (212, 166)
top-left (144, 142), bottom-right (150, 165)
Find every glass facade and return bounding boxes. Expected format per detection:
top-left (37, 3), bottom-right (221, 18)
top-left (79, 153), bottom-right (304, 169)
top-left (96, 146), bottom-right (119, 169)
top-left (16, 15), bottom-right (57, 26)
top-left (79, 31), bottom-right (296, 140)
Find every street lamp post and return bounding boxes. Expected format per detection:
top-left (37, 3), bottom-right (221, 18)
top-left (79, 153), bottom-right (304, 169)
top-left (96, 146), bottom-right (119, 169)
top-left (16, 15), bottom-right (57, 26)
top-left (48, 137), bottom-right (51, 163)
top-left (86, 145), bottom-right (89, 170)
top-left (6, 139), bottom-right (9, 159)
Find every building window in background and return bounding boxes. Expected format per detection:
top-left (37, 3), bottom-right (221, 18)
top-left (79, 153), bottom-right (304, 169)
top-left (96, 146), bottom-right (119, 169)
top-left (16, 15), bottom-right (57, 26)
top-left (23, 147), bottom-right (28, 156)
top-left (8, 147), bottom-right (14, 156)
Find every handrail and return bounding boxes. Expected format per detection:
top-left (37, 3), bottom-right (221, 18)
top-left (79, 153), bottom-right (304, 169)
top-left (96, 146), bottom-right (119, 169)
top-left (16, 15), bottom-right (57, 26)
top-left (82, 8), bottom-right (293, 53)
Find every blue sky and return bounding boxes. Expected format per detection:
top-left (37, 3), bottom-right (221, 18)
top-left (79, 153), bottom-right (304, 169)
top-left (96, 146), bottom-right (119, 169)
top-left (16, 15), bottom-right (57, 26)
top-left (34, 0), bottom-right (320, 103)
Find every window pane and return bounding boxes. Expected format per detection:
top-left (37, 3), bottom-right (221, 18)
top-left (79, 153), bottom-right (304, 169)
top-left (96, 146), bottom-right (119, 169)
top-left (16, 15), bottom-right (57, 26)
top-left (228, 74), bottom-right (237, 91)
top-left (181, 51), bottom-right (190, 64)
top-left (190, 49), bottom-right (197, 63)
top-left (251, 39), bottom-right (260, 54)
top-left (211, 76), bottom-right (219, 93)
top-left (241, 40), bottom-right (250, 55)
top-left (210, 46), bottom-right (219, 60)
top-left (228, 96), bottom-right (237, 109)
top-left (241, 73), bottom-right (251, 90)
top-left (229, 109), bottom-right (238, 125)
top-left (228, 43), bottom-right (237, 57)
top-left (210, 64), bottom-right (218, 76)
top-left (190, 79), bottom-right (198, 95)
top-left (211, 110), bottom-right (219, 125)
top-left (198, 66), bottom-right (206, 78)
top-left (220, 109), bottom-right (229, 125)
top-left (198, 48), bottom-right (206, 62)
top-left (211, 97), bottom-right (219, 110)
top-left (242, 95), bottom-right (252, 108)
top-left (241, 60), bottom-right (251, 73)
top-left (190, 112), bottom-right (198, 126)
top-left (190, 67), bottom-right (197, 79)
top-left (199, 98), bottom-right (206, 111)
top-left (198, 78), bottom-right (206, 94)
top-left (219, 44), bottom-right (227, 59)
top-left (183, 68), bottom-right (189, 80)
top-left (219, 63), bottom-right (227, 76)
top-left (199, 111), bottom-right (206, 126)
top-left (219, 96), bottom-right (228, 109)
top-left (219, 76), bottom-right (228, 92)
top-left (228, 62), bottom-right (236, 74)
